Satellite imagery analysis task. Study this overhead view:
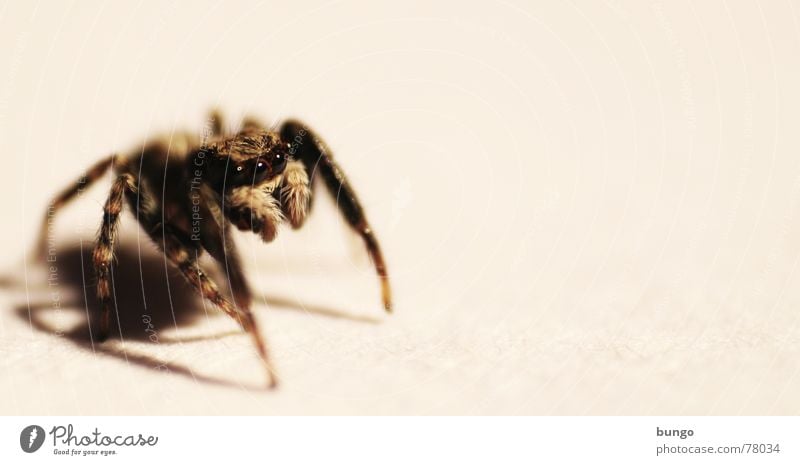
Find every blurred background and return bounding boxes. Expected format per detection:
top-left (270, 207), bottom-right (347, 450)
top-left (2, 0), bottom-right (800, 414)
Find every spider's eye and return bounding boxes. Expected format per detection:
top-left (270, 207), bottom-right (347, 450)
top-left (256, 160), bottom-right (268, 173)
top-left (273, 152), bottom-right (287, 168)
top-left (236, 165), bottom-right (244, 172)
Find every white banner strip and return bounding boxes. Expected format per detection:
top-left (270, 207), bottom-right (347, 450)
top-left (1, 416), bottom-right (797, 464)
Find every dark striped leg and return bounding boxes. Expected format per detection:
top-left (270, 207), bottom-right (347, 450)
top-left (38, 155), bottom-right (115, 251)
top-left (92, 172), bottom-right (137, 341)
top-left (199, 220), bottom-right (254, 311)
top-left (156, 225), bottom-right (277, 388)
top-left (280, 120), bottom-right (392, 312)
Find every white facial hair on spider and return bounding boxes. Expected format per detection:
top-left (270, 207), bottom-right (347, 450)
top-left (224, 159), bottom-right (310, 242)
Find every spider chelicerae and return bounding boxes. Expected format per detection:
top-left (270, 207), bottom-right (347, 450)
top-left (39, 111), bottom-right (392, 388)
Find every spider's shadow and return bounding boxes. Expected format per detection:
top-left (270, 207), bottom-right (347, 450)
top-left (17, 242), bottom-right (375, 390)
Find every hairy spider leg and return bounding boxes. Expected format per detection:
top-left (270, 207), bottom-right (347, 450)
top-left (150, 223), bottom-right (278, 389)
top-left (92, 172), bottom-right (138, 341)
top-left (38, 155), bottom-right (115, 251)
top-left (196, 214), bottom-right (254, 313)
top-left (279, 120), bottom-right (393, 312)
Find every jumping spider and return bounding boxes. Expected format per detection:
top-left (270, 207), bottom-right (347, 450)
top-left (39, 111), bottom-right (392, 388)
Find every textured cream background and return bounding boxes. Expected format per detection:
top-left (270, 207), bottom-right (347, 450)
top-left (2, 0), bottom-right (800, 414)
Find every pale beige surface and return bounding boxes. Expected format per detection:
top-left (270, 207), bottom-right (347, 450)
top-left (2, 0), bottom-right (800, 415)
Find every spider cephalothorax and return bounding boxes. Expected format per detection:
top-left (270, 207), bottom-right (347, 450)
top-left (197, 128), bottom-right (310, 242)
top-left (39, 111), bottom-right (392, 388)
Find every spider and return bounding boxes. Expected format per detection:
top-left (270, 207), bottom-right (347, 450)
top-left (38, 111), bottom-right (392, 388)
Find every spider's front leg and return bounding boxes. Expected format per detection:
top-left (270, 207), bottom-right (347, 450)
top-left (153, 224), bottom-right (278, 388)
top-left (196, 213), bottom-right (254, 311)
top-left (279, 120), bottom-right (392, 312)
top-left (278, 159), bottom-right (311, 229)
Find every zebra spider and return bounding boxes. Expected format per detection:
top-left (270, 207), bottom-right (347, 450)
top-left (39, 111), bottom-right (392, 388)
